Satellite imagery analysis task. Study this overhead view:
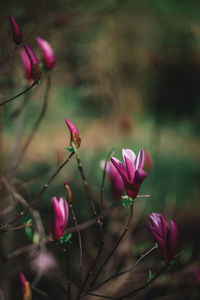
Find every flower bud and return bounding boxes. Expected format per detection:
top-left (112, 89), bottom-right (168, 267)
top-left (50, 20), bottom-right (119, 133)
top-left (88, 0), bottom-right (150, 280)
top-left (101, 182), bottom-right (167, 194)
top-left (36, 37), bottom-right (55, 70)
top-left (24, 45), bottom-right (42, 81)
top-left (146, 213), bottom-right (179, 262)
top-left (19, 48), bottom-right (32, 82)
top-left (65, 119), bottom-right (81, 148)
top-left (19, 273), bottom-right (32, 300)
top-left (64, 182), bottom-right (74, 204)
top-left (52, 196), bottom-right (69, 240)
top-left (8, 15), bottom-right (22, 45)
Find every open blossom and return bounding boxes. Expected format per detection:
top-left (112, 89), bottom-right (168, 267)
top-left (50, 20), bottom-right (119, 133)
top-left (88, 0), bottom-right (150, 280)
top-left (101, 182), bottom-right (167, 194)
top-left (19, 273), bottom-right (32, 300)
top-left (8, 15), bottom-right (22, 45)
top-left (146, 213), bottom-right (179, 262)
top-left (111, 148), bottom-right (147, 199)
top-left (24, 44), bottom-right (42, 81)
top-left (52, 196), bottom-right (69, 240)
top-left (65, 119), bottom-right (81, 148)
top-left (100, 160), bottom-right (124, 200)
top-left (36, 37), bottom-right (55, 70)
top-left (19, 49), bottom-right (32, 81)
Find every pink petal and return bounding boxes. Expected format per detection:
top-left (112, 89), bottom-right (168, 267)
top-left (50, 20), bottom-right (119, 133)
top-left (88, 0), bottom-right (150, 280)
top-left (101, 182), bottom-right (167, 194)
top-left (36, 37), bottom-right (55, 70)
top-left (8, 15), bottom-right (22, 45)
top-left (24, 44), bottom-right (38, 65)
top-left (19, 48), bottom-right (32, 81)
top-left (110, 157), bottom-right (128, 182)
top-left (65, 119), bottom-right (79, 135)
top-left (135, 148), bottom-right (145, 170)
top-left (122, 149), bottom-right (135, 183)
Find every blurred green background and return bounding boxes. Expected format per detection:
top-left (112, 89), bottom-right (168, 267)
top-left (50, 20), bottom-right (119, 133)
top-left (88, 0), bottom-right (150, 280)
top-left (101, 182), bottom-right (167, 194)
top-left (0, 0), bottom-right (200, 299)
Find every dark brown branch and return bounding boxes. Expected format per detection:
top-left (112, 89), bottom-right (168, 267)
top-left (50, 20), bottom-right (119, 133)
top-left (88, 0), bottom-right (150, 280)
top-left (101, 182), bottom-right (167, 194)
top-left (89, 200), bottom-right (134, 288)
top-left (0, 152), bottom-right (74, 232)
top-left (0, 81), bottom-right (36, 106)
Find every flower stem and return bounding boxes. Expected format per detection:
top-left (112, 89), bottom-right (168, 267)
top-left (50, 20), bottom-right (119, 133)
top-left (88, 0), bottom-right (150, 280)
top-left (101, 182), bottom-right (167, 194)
top-left (89, 200), bottom-right (134, 288)
top-left (0, 152), bottom-right (74, 233)
top-left (70, 205), bottom-right (83, 290)
top-left (85, 243), bottom-right (158, 293)
top-left (0, 81), bottom-right (37, 106)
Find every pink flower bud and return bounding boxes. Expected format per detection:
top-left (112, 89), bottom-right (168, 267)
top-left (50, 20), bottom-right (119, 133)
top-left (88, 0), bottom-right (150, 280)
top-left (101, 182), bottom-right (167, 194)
top-left (52, 196), bottom-right (69, 240)
top-left (8, 15), bottom-right (22, 45)
top-left (65, 119), bottom-right (81, 148)
top-left (111, 148), bottom-right (147, 199)
top-left (19, 48), bottom-right (32, 82)
top-left (24, 44), bottom-right (42, 81)
top-left (146, 213), bottom-right (179, 262)
top-left (19, 272), bottom-right (32, 300)
top-left (36, 37), bottom-right (55, 70)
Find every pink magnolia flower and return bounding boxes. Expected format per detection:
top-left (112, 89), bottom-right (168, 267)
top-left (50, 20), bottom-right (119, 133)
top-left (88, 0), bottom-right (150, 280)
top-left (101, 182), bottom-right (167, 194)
top-left (110, 148), bottom-right (147, 199)
top-left (100, 160), bottom-right (124, 200)
top-left (19, 272), bottom-right (32, 300)
top-left (65, 119), bottom-right (81, 148)
top-left (52, 196), bottom-right (69, 240)
top-left (146, 213), bottom-right (179, 262)
top-left (36, 37), bottom-right (55, 70)
top-left (19, 48), bottom-right (32, 81)
top-left (24, 44), bottom-right (42, 81)
top-left (8, 15), bottom-right (22, 45)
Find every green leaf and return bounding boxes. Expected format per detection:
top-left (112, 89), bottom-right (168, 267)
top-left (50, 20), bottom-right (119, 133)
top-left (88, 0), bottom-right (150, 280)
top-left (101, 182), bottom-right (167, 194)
top-left (24, 213), bottom-right (32, 224)
top-left (121, 195), bottom-right (132, 208)
top-left (25, 226), bottom-right (33, 240)
top-left (65, 146), bottom-right (74, 153)
top-left (146, 270), bottom-right (156, 286)
top-left (59, 233), bottom-right (72, 244)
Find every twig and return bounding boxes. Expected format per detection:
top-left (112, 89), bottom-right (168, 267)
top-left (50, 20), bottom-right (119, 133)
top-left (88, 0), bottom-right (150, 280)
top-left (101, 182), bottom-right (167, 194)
top-left (116, 265), bottom-right (168, 299)
top-left (10, 75), bottom-right (51, 174)
top-left (0, 152), bottom-right (74, 232)
top-left (70, 205), bottom-right (83, 289)
top-left (71, 142), bottom-right (97, 218)
top-left (86, 244), bottom-right (158, 293)
top-left (89, 200), bottom-right (134, 288)
top-left (84, 292), bottom-right (114, 299)
top-left (72, 142), bottom-right (105, 297)
top-left (0, 81), bottom-right (37, 106)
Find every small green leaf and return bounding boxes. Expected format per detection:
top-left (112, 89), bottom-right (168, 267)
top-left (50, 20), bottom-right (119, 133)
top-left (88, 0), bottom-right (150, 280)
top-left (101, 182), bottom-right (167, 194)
top-left (25, 226), bottom-right (33, 240)
top-left (24, 213), bottom-right (31, 224)
top-left (146, 270), bottom-right (156, 286)
top-left (65, 146), bottom-right (74, 153)
top-left (121, 195), bottom-right (132, 208)
top-left (59, 233), bottom-right (72, 244)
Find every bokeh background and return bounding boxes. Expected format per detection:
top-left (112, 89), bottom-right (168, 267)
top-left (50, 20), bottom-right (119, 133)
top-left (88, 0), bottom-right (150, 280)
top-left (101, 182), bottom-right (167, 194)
top-left (0, 0), bottom-right (200, 299)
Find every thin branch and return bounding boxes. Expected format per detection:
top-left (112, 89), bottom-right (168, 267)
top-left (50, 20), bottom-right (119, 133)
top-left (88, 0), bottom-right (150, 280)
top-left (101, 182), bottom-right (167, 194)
top-left (84, 292), bottom-right (114, 299)
top-left (0, 81), bottom-right (37, 106)
top-left (89, 200), bottom-right (134, 288)
top-left (70, 205), bottom-right (83, 289)
top-left (11, 75), bottom-right (51, 174)
top-left (116, 265), bottom-right (168, 299)
top-left (72, 142), bottom-right (97, 218)
top-left (86, 244), bottom-right (158, 293)
top-left (0, 152), bottom-right (74, 232)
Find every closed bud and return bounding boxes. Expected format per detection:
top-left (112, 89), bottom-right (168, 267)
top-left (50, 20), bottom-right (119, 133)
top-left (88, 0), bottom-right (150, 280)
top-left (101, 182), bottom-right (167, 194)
top-left (64, 182), bottom-right (74, 204)
top-left (65, 119), bottom-right (81, 148)
top-left (8, 15), bottom-right (22, 45)
top-left (19, 273), bottom-right (32, 300)
top-left (24, 45), bottom-right (42, 81)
